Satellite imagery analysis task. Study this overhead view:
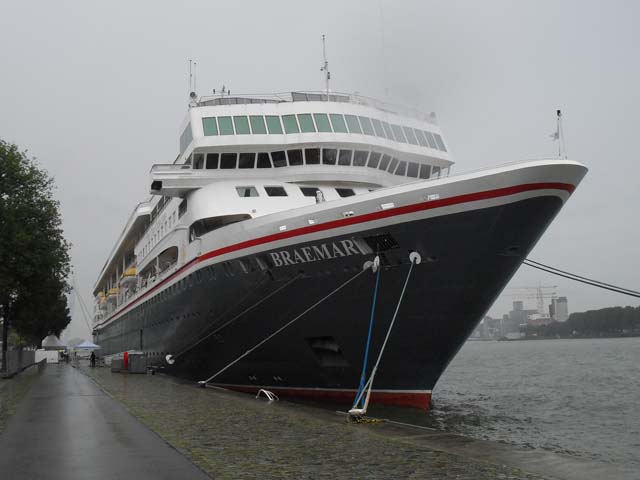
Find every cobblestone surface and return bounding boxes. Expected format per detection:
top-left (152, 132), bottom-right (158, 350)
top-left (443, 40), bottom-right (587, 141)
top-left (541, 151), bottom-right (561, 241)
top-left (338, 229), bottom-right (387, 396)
top-left (0, 365), bottom-right (40, 433)
top-left (81, 366), bottom-right (550, 480)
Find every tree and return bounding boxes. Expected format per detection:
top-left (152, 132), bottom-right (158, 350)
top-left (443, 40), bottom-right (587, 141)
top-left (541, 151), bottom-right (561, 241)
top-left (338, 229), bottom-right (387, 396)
top-left (0, 139), bottom-right (71, 371)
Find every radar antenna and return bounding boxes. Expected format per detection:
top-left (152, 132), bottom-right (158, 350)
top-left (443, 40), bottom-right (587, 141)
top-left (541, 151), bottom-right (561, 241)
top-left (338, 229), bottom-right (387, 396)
top-left (320, 34), bottom-right (331, 101)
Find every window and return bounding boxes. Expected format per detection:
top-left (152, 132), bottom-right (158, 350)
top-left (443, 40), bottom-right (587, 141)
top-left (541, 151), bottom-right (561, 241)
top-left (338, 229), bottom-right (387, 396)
top-left (338, 149), bottom-right (352, 166)
top-left (391, 124), bottom-right (407, 143)
top-left (336, 188), bottom-right (355, 198)
top-left (218, 116), bottom-right (234, 135)
top-left (419, 164), bottom-right (431, 179)
top-left (257, 152), bottom-right (272, 168)
top-left (388, 157), bottom-right (399, 173)
top-left (395, 161), bottom-right (407, 176)
top-left (322, 148), bottom-right (337, 165)
top-left (271, 151), bottom-right (287, 167)
top-left (300, 187), bottom-right (320, 197)
top-left (233, 116), bottom-right (250, 134)
top-left (305, 148), bottom-right (320, 164)
top-left (402, 127), bottom-right (419, 145)
top-left (413, 128), bottom-right (429, 147)
top-left (282, 115), bottom-right (300, 134)
top-left (381, 121), bottom-right (394, 140)
top-left (206, 153), bottom-right (218, 169)
top-left (238, 152), bottom-right (255, 169)
top-left (180, 123), bottom-right (193, 152)
top-left (265, 115), bottom-right (283, 134)
top-left (220, 153), bottom-right (237, 169)
top-left (367, 152), bottom-right (381, 168)
top-left (249, 116), bottom-right (267, 134)
top-left (193, 153), bottom-right (204, 169)
top-left (379, 154), bottom-right (391, 170)
top-left (344, 115), bottom-right (362, 134)
top-left (353, 150), bottom-right (369, 166)
top-left (359, 116), bottom-right (375, 136)
top-left (265, 186), bottom-right (287, 197)
top-left (297, 114), bottom-right (316, 133)
top-left (178, 198), bottom-right (187, 218)
top-left (202, 117), bottom-right (218, 136)
top-left (235, 186), bottom-right (259, 197)
top-left (433, 134), bottom-right (447, 151)
top-left (329, 114), bottom-right (348, 133)
top-left (287, 149), bottom-right (303, 166)
top-left (407, 162), bottom-right (419, 178)
top-left (432, 166), bottom-right (441, 177)
top-left (423, 130), bottom-right (438, 149)
top-left (371, 118), bottom-right (385, 137)
top-left (313, 113), bottom-right (332, 132)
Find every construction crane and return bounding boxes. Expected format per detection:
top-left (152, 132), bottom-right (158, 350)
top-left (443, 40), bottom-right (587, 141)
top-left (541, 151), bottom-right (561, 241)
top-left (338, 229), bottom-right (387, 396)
top-left (505, 285), bottom-right (557, 314)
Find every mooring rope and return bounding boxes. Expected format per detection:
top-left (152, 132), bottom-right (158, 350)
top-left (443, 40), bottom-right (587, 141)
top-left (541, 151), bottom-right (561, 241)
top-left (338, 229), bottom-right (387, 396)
top-left (350, 255), bottom-right (418, 417)
top-left (198, 265), bottom-right (371, 386)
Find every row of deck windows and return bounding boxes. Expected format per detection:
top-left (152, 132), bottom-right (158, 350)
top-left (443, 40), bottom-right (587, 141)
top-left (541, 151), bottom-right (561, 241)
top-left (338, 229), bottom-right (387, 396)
top-left (235, 185), bottom-right (355, 198)
top-left (192, 149), bottom-right (446, 180)
top-left (201, 114), bottom-right (447, 152)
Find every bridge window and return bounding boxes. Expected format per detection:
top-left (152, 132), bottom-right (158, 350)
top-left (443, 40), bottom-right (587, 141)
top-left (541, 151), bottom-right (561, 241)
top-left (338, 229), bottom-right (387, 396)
top-left (402, 127), bottom-right (419, 145)
top-left (381, 121), bottom-right (394, 140)
top-left (250, 115), bottom-right (267, 134)
top-left (271, 151), bottom-right (287, 168)
top-left (336, 188), bottom-right (355, 198)
top-left (218, 116), bottom-right (234, 135)
top-left (367, 152), bottom-right (381, 168)
top-left (238, 152), bottom-right (255, 169)
top-left (206, 153), bottom-right (219, 169)
top-left (287, 149), bottom-right (303, 166)
top-left (202, 117), bottom-right (218, 136)
top-left (329, 114), bottom-right (348, 133)
top-left (313, 113), bottom-right (332, 132)
top-left (407, 162), bottom-right (419, 178)
top-left (305, 148), bottom-right (320, 164)
top-left (388, 157), bottom-right (399, 173)
top-left (432, 166), bottom-right (441, 177)
top-left (414, 128), bottom-right (429, 147)
top-left (391, 124), bottom-right (407, 143)
top-left (235, 186), bottom-right (259, 197)
top-left (265, 115), bottom-right (283, 134)
top-left (395, 161), bottom-right (407, 176)
top-left (257, 152), bottom-right (272, 168)
top-left (379, 154), bottom-right (391, 170)
top-left (434, 133), bottom-right (447, 151)
top-left (265, 186), bottom-right (287, 197)
top-left (193, 153), bottom-right (204, 169)
top-left (419, 164), bottom-right (431, 179)
top-left (322, 148), bottom-right (337, 165)
top-left (300, 187), bottom-right (320, 197)
top-left (338, 149), bottom-right (352, 166)
top-left (220, 153), bottom-right (237, 169)
top-left (359, 116), bottom-right (375, 136)
top-left (297, 114), bottom-right (316, 133)
top-left (371, 118), bottom-right (385, 137)
top-left (422, 130), bottom-right (438, 149)
top-left (353, 150), bottom-right (369, 166)
top-left (282, 115), bottom-right (300, 134)
top-left (344, 115), bottom-right (362, 134)
top-left (233, 116), bottom-right (250, 134)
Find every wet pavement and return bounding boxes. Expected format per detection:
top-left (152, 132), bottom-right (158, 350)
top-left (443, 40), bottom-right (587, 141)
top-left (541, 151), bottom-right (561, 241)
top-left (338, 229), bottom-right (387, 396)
top-left (1, 363), bottom-right (633, 479)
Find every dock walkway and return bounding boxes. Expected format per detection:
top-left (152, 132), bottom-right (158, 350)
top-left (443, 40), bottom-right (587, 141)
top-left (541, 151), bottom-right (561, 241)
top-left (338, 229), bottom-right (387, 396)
top-left (0, 363), bottom-right (209, 479)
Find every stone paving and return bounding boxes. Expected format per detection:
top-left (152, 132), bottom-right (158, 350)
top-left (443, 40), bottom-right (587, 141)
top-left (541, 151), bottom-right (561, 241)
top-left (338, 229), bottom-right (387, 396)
top-left (0, 364), bottom-right (39, 433)
top-left (81, 365), bottom-right (550, 480)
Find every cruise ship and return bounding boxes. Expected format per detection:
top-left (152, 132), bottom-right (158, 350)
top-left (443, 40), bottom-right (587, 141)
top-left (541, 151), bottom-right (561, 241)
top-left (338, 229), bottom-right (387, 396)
top-left (92, 90), bottom-right (587, 410)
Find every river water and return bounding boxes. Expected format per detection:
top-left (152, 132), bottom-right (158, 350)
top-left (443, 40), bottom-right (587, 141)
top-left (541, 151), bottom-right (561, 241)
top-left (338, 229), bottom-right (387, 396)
top-left (367, 337), bottom-right (640, 470)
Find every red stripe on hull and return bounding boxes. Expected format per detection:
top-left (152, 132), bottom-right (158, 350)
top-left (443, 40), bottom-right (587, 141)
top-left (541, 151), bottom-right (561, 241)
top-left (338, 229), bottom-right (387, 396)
top-left (215, 384), bottom-right (433, 411)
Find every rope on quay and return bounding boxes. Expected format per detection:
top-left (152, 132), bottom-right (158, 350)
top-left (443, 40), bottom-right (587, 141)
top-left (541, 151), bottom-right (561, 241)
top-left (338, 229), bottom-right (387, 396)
top-left (349, 252), bottom-right (421, 421)
top-left (524, 259), bottom-right (640, 298)
top-left (166, 274), bottom-right (301, 365)
top-left (197, 264), bottom-right (372, 387)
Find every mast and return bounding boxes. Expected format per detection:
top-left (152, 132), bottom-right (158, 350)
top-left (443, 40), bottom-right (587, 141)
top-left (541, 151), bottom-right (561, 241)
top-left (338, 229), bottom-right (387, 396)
top-left (320, 34), bottom-right (331, 101)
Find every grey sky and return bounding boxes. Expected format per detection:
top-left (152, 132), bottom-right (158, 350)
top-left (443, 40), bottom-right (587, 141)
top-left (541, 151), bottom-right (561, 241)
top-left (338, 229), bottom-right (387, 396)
top-left (1, 0), bottom-right (638, 341)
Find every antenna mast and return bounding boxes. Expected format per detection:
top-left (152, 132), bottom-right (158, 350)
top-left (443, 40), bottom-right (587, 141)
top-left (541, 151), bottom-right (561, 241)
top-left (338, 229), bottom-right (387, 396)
top-left (552, 109), bottom-right (567, 159)
top-left (320, 34), bottom-right (331, 101)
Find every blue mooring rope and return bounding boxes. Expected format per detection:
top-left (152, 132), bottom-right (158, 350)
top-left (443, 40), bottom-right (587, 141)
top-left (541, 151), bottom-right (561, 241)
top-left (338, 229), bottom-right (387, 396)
top-left (353, 264), bottom-right (381, 408)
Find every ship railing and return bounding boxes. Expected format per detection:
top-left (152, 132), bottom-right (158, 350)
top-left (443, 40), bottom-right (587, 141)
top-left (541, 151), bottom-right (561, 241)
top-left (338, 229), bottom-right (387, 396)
top-left (151, 164), bottom-right (192, 174)
top-left (195, 90), bottom-right (437, 124)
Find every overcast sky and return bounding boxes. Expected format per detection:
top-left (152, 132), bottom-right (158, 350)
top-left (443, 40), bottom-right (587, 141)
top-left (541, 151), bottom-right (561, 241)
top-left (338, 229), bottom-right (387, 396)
top-left (1, 0), bottom-right (638, 341)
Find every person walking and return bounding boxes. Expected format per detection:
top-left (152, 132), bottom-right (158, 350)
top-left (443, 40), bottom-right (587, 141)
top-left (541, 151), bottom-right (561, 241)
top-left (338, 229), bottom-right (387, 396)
top-left (90, 351), bottom-right (96, 368)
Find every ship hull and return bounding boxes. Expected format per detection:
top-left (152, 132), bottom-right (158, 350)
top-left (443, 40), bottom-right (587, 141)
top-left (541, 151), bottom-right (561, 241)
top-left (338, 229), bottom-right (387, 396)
top-left (94, 161), bottom-right (586, 410)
